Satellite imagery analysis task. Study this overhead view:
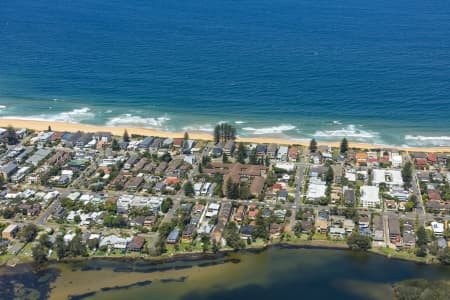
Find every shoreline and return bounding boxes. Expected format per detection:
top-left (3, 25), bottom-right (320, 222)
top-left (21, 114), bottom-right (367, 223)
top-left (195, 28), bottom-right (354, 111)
top-left (1, 118), bottom-right (449, 153)
top-left (1, 239), bottom-right (437, 272)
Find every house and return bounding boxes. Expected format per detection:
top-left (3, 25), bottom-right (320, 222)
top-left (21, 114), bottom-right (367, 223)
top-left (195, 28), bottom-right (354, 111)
top-left (124, 154), bottom-right (139, 170)
top-left (240, 225), bottom-right (254, 239)
top-left (403, 232), bottom-right (416, 249)
top-left (269, 223), bottom-right (282, 238)
top-left (127, 236), bottom-right (146, 252)
top-left (2, 224), bottom-right (19, 240)
top-left (234, 206), bottom-right (245, 223)
top-left (277, 146), bottom-right (288, 161)
top-left (360, 186), bottom-right (380, 208)
top-left (431, 222), bottom-right (444, 236)
top-left (144, 216), bottom-right (157, 227)
top-left (278, 190), bottom-right (288, 202)
top-left (255, 144), bottom-right (267, 158)
top-left (125, 176), bottom-right (144, 191)
top-left (388, 216), bottom-right (401, 244)
top-left (355, 152), bottom-right (368, 165)
top-left (139, 137), bottom-right (154, 149)
top-left (415, 158), bottom-right (428, 170)
top-left (182, 224), bottom-right (195, 243)
top-left (288, 147), bottom-right (299, 161)
top-left (0, 161), bottom-right (18, 179)
top-left (343, 219), bottom-right (355, 233)
top-left (212, 202), bottom-right (232, 242)
top-left (166, 229), bottom-right (180, 244)
top-left (306, 180), bottom-right (327, 202)
top-left (250, 176), bottom-right (265, 197)
top-left (267, 143), bottom-right (278, 159)
top-left (223, 141), bottom-right (235, 156)
top-left (372, 215), bottom-right (384, 242)
top-left (27, 148), bottom-right (52, 166)
top-left (343, 187), bottom-right (356, 206)
top-left (94, 131), bottom-right (112, 143)
top-left (329, 227), bottom-right (346, 239)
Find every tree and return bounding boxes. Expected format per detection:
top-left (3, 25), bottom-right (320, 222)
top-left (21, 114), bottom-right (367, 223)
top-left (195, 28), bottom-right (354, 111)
top-left (47, 125), bottom-right (52, 132)
top-left (32, 243), bottom-right (48, 269)
top-left (18, 224), bottom-right (38, 243)
top-left (111, 138), bottom-right (120, 151)
top-left (340, 138), bottom-right (348, 154)
top-left (161, 197), bottom-right (173, 213)
top-left (347, 233), bottom-right (371, 251)
top-left (6, 126), bottom-right (18, 145)
top-left (249, 149), bottom-right (257, 165)
top-left (222, 152), bottom-right (229, 163)
top-left (223, 222), bottom-right (244, 250)
top-left (184, 181), bottom-right (194, 197)
top-left (402, 161), bottom-right (413, 188)
top-left (325, 166), bottom-right (334, 184)
top-left (54, 234), bottom-right (66, 260)
top-left (123, 129), bottom-right (130, 142)
top-left (74, 214), bottom-right (81, 224)
top-left (438, 248), bottom-right (450, 265)
top-left (237, 143), bottom-right (246, 164)
top-left (309, 138), bottom-right (317, 153)
top-left (183, 132), bottom-right (189, 149)
top-left (213, 123), bottom-right (236, 144)
top-left (201, 236), bottom-right (211, 253)
top-left (38, 233), bottom-right (52, 249)
top-left (67, 235), bottom-right (87, 257)
top-left (87, 238), bottom-right (99, 250)
top-left (416, 226), bottom-right (428, 247)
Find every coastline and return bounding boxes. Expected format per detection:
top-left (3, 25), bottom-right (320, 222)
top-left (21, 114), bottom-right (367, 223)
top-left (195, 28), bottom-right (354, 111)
top-left (1, 118), bottom-right (449, 153)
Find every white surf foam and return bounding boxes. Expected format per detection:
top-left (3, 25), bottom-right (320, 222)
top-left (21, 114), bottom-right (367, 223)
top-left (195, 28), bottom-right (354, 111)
top-left (242, 125), bottom-right (296, 135)
top-left (404, 135), bottom-right (450, 146)
top-left (2, 107), bottom-right (95, 123)
top-left (313, 125), bottom-right (377, 139)
top-left (234, 120), bottom-right (246, 124)
top-left (182, 124), bottom-right (215, 132)
top-left (106, 114), bottom-right (170, 128)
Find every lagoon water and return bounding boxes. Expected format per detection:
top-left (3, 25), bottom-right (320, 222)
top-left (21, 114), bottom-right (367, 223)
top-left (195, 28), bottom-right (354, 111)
top-left (0, 0), bottom-right (449, 146)
top-left (1, 247), bottom-right (450, 300)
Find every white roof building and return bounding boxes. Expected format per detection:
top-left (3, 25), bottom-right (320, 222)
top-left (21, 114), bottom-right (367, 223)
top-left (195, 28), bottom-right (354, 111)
top-left (431, 221), bottom-right (444, 236)
top-left (360, 186), bottom-right (380, 208)
top-left (306, 181), bottom-right (327, 201)
top-left (372, 169), bottom-right (403, 187)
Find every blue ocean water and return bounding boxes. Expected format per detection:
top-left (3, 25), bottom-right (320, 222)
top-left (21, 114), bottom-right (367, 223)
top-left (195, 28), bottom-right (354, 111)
top-left (0, 0), bottom-right (449, 146)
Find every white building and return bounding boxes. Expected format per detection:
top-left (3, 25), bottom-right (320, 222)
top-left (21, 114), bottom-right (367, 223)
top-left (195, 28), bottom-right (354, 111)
top-left (306, 181), bottom-right (327, 202)
top-left (360, 186), bottom-right (380, 208)
top-left (276, 146), bottom-right (288, 161)
top-left (431, 221), bottom-right (444, 236)
top-left (372, 169), bottom-right (403, 187)
top-left (391, 153), bottom-right (403, 168)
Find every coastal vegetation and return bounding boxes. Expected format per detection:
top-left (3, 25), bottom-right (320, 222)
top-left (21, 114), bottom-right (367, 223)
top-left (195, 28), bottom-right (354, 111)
top-left (213, 123), bottom-right (236, 144)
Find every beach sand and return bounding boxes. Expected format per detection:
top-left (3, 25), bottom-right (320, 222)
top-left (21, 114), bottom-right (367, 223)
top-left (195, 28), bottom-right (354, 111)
top-left (0, 118), bottom-right (449, 153)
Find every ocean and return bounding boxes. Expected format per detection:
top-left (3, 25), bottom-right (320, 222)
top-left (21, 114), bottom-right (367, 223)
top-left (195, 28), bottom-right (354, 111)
top-left (0, 0), bottom-right (449, 146)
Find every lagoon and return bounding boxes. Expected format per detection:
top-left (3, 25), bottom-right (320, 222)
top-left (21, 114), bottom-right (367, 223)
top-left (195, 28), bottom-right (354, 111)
top-left (1, 247), bottom-right (449, 299)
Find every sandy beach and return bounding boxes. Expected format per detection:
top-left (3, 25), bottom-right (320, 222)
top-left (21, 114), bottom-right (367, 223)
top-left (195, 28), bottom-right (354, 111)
top-left (0, 118), bottom-right (449, 153)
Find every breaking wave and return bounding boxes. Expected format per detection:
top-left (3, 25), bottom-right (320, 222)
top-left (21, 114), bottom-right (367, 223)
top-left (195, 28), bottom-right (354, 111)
top-left (313, 125), bottom-right (378, 139)
top-left (182, 124), bottom-right (215, 132)
top-left (106, 114), bottom-right (170, 128)
top-left (2, 107), bottom-right (95, 123)
top-left (242, 125), bottom-right (296, 135)
top-left (404, 135), bottom-right (450, 146)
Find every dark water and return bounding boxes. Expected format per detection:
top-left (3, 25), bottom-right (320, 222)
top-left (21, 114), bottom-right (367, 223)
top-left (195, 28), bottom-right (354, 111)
top-left (0, 0), bottom-right (449, 146)
top-left (1, 247), bottom-right (449, 299)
